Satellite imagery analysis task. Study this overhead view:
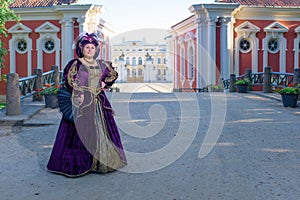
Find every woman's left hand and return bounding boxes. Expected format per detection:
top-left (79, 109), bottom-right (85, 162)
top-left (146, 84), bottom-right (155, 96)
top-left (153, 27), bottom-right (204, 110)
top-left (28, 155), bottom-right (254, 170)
top-left (101, 81), bottom-right (109, 92)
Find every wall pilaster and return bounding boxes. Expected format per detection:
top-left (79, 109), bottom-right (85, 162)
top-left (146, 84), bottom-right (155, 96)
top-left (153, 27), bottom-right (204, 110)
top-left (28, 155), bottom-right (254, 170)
top-left (61, 17), bottom-right (74, 67)
top-left (220, 17), bottom-right (231, 80)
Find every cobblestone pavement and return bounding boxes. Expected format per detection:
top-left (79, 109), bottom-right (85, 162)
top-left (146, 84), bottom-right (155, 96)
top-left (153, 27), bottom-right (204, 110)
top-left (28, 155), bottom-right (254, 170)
top-left (0, 91), bottom-right (299, 200)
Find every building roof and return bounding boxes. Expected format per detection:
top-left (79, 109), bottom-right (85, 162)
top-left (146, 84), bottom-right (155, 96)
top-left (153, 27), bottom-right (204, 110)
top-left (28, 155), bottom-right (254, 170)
top-left (216, 0), bottom-right (300, 7)
top-left (10, 0), bottom-right (78, 8)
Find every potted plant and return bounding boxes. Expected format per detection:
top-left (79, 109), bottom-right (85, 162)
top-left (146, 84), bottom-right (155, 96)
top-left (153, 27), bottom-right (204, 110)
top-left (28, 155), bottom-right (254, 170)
top-left (276, 86), bottom-right (299, 108)
top-left (209, 84), bottom-right (224, 92)
top-left (40, 84), bottom-right (60, 108)
top-left (235, 78), bottom-right (250, 93)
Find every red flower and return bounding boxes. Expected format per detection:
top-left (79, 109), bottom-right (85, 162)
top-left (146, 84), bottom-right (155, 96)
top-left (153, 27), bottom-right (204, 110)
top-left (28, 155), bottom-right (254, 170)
top-left (35, 88), bottom-right (43, 92)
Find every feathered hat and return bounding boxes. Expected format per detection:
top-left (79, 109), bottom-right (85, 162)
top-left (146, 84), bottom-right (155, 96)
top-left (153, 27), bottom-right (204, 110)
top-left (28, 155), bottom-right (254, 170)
top-left (73, 32), bottom-right (102, 58)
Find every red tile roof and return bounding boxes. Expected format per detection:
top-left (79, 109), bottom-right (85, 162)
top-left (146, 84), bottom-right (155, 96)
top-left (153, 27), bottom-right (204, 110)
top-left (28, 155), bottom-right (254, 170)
top-left (10, 0), bottom-right (77, 8)
top-left (216, 0), bottom-right (300, 7)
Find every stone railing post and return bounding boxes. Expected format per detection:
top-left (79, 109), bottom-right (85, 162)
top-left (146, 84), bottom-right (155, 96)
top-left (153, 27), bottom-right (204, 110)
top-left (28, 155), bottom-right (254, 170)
top-left (33, 69), bottom-right (44, 102)
top-left (6, 73), bottom-right (21, 115)
top-left (229, 74), bottom-right (236, 92)
top-left (51, 65), bottom-right (60, 86)
top-left (245, 68), bottom-right (252, 91)
top-left (263, 66), bottom-right (272, 93)
top-left (293, 68), bottom-right (300, 86)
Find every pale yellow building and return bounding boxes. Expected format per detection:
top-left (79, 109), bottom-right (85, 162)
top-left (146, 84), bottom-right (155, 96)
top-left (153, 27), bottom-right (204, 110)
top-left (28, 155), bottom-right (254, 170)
top-left (110, 29), bottom-right (172, 83)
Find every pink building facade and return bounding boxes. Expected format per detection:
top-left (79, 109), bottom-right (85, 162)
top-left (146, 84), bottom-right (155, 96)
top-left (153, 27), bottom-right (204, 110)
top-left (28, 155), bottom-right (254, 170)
top-left (0, 0), bottom-right (112, 96)
top-left (170, 0), bottom-right (300, 91)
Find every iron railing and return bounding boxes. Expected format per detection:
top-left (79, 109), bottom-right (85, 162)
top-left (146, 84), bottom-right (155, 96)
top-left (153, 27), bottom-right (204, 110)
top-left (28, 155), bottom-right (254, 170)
top-left (223, 71), bottom-right (295, 90)
top-left (18, 70), bottom-right (63, 99)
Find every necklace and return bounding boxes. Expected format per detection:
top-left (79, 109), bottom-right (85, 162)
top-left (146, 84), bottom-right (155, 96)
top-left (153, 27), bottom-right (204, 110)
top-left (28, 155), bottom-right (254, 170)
top-left (84, 57), bottom-right (95, 65)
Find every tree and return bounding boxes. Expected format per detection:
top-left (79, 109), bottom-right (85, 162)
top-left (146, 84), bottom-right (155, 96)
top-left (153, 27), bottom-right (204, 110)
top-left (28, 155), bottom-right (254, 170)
top-left (0, 0), bottom-right (19, 69)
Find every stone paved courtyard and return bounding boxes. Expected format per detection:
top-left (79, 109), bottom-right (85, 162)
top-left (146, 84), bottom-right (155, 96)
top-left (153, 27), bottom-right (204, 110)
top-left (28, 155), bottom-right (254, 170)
top-left (0, 91), bottom-right (300, 200)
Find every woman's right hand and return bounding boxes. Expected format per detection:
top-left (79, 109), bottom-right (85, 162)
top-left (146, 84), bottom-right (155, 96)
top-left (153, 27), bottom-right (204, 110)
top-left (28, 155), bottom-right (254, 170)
top-left (77, 94), bottom-right (84, 104)
top-left (72, 94), bottom-right (84, 107)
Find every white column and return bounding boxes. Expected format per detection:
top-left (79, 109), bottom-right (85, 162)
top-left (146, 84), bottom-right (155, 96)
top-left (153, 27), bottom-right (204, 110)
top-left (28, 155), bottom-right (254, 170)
top-left (207, 16), bottom-right (217, 85)
top-left (195, 17), bottom-right (206, 88)
top-left (61, 17), bottom-right (74, 67)
top-left (118, 60), bottom-right (126, 82)
top-left (173, 36), bottom-right (178, 88)
top-left (144, 62), bottom-right (149, 82)
top-left (294, 35), bottom-right (300, 69)
top-left (26, 40), bottom-right (33, 76)
top-left (220, 17), bottom-right (231, 80)
top-left (228, 19), bottom-right (236, 75)
top-left (77, 16), bottom-right (85, 34)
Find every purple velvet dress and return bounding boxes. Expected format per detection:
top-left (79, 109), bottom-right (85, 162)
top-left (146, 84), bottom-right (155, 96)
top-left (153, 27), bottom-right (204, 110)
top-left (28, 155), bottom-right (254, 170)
top-left (47, 59), bottom-right (127, 177)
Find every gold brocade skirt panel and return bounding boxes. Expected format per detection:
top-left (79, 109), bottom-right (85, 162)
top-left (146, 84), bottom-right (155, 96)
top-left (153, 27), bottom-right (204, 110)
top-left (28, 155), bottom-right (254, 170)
top-left (92, 101), bottom-right (125, 173)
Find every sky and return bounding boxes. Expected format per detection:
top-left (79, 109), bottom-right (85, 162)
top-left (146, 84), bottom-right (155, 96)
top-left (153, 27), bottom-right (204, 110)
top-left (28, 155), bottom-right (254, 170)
top-left (78, 0), bottom-right (215, 34)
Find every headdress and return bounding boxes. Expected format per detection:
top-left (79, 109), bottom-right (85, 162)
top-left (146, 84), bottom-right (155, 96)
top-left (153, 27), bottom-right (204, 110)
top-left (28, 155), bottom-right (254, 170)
top-left (73, 32), bottom-right (102, 58)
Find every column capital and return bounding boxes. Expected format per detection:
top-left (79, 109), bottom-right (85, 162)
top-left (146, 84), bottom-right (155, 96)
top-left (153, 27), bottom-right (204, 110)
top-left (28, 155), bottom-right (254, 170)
top-left (206, 16), bottom-right (219, 24)
top-left (60, 17), bottom-right (74, 26)
top-left (195, 17), bottom-right (206, 25)
top-left (76, 16), bottom-right (85, 24)
top-left (219, 17), bottom-right (232, 25)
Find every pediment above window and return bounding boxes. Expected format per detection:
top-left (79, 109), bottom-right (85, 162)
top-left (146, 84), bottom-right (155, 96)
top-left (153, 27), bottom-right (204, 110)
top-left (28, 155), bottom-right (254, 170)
top-left (235, 21), bottom-right (260, 38)
top-left (264, 22), bottom-right (288, 39)
top-left (264, 22), bottom-right (288, 33)
top-left (177, 36), bottom-right (185, 44)
top-left (35, 21), bottom-right (60, 33)
top-left (8, 23), bottom-right (32, 34)
top-left (295, 26), bottom-right (300, 33)
top-left (185, 32), bottom-right (195, 41)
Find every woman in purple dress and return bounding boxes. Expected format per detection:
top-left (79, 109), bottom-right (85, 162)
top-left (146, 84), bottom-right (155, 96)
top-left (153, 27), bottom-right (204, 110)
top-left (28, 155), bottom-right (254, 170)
top-left (47, 32), bottom-right (127, 177)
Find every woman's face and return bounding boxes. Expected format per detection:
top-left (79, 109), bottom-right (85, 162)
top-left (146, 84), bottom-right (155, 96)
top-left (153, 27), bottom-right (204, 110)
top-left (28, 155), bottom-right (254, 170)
top-left (82, 43), bottom-right (96, 59)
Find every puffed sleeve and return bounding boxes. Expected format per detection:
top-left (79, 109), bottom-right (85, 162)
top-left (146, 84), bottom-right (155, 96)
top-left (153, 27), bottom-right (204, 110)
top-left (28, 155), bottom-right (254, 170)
top-left (100, 61), bottom-right (118, 88)
top-left (63, 59), bottom-right (79, 91)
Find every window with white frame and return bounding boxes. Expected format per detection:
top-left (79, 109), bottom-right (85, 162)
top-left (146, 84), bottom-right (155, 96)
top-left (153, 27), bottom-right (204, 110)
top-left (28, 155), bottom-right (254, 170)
top-left (180, 48), bottom-right (185, 79)
top-left (138, 68), bottom-right (143, 76)
top-left (158, 58), bottom-right (161, 64)
top-left (188, 46), bottom-right (194, 79)
top-left (43, 40), bottom-right (55, 53)
top-left (268, 39), bottom-right (279, 53)
top-left (239, 39), bottom-right (251, 53)
top-left (16, 39), bottom-right (27, 53)
top-left (126, 57), bottom-right (130, 65)
top-left (132, 57), bottom-right (137, 66)
top-left (138, 57), bottom-right (142, 65)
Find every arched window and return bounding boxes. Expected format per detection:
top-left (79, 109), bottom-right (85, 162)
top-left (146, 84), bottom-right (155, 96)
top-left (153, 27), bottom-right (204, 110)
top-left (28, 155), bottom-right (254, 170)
top-left (126, 57), bottom-right (130, 65)
top-left (127, 68), bottom-right (130, 77)
top-left (180, 48), bottom-right (185, 79)
top-left (132, 69), bottom-right (136, 77)
top-left (138, 57), bottom-right (143, 65)
top-left (138, 68), bottom-right (143, 76)
top-left (188, 46), bottom-right (194, 79)
top-left (102, 46), bottom-right (106, 59)
top-left (132, 57), bottom-right (137, 66)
